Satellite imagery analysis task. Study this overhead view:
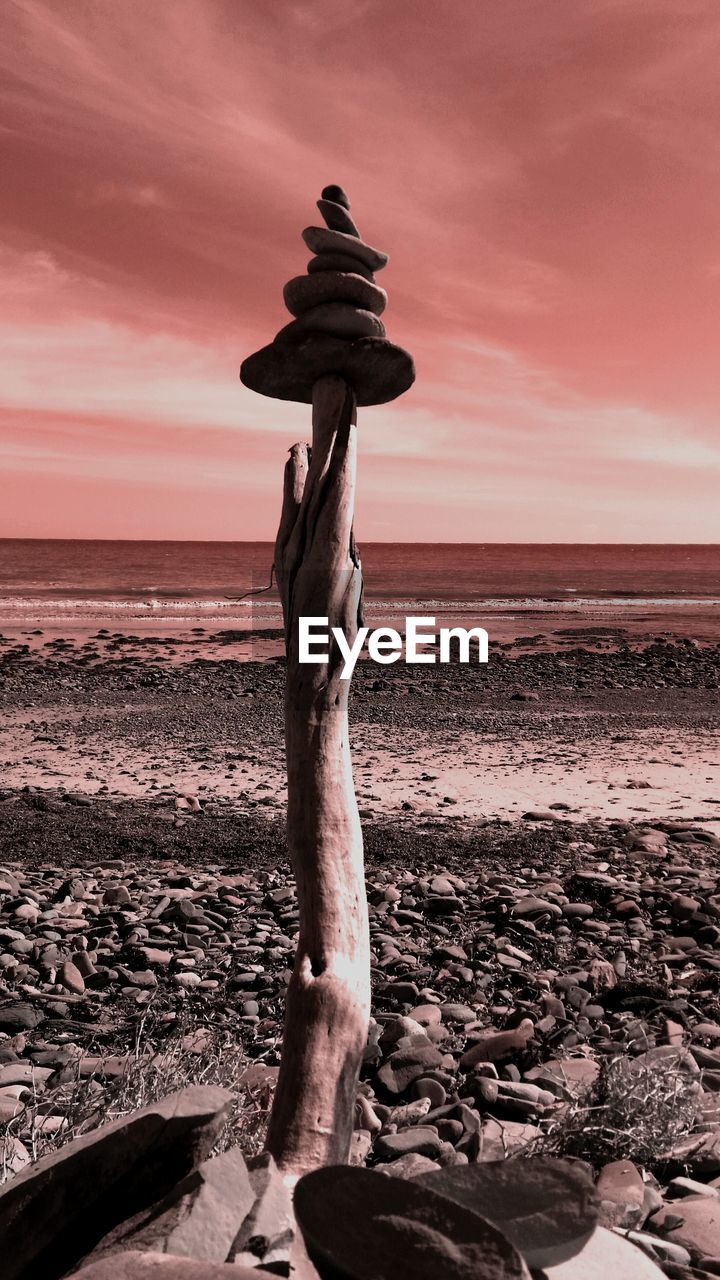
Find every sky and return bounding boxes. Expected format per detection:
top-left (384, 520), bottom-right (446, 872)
top-left (1, 0), bottom-right (720, 542)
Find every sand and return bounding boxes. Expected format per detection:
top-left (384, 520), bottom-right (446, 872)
top-left (1, 626), bottom-right (718, 834)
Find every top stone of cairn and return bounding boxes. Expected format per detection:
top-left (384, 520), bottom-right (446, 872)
top-left (240, 187), bottom-right (415, 406)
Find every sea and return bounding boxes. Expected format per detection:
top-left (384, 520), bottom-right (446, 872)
top-left (0, 542), bottom-right (719, 638)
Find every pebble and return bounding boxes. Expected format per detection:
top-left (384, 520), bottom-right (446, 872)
top-left (4, 803), bottom-right (720, 1273)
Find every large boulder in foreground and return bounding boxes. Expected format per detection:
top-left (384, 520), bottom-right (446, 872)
top-left (418, 1157), bottom-right (599, 1271)
top-left (78, 1147), bottom-right (255, 1268)
top-left (0, 1086), bottom-right (231, 1280)
top-left (294, 1165), bottom-right (531, 1280)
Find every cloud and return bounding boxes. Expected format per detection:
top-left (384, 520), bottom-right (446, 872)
top-left (1, 0), bottom-right (719, 538)
top-left (92, 182), bottom-right (167, 207)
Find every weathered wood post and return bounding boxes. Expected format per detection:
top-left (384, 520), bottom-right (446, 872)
top-left (240, 186), bottom-right (414, 1176)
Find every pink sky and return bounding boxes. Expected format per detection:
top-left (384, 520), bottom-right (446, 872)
top-left (2, 0), bottom-right (719, 542)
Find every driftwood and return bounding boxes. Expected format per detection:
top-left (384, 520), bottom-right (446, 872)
top-left (264, 374), bottom-right (370, 1175)
top-left (240, 183), bottom-right (414, 1174)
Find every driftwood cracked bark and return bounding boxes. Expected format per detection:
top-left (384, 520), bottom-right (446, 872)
top-left (265, 374), bottom-right (370, 1175)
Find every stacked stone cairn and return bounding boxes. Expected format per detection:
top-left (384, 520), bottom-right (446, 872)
top-left (240, 185), bottom-right (414, 405)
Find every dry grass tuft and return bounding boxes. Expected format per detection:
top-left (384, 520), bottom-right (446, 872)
top-left (1, 1021), bottom-right (274, 1182)
top-left (535, 1053), bottom-right (702, 1171)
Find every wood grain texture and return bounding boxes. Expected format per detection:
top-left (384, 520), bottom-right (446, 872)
top-left (265, 375), bottom-right (370, 1175)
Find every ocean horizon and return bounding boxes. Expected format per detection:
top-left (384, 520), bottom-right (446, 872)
top-left (0, 540), bottom-right (718, 631)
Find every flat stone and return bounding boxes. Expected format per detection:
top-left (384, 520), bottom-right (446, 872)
top-left (622, 1231), bottom-right (690, 1266)
top-left (283, 272), bottom-right (386, 318)
top-left (378, 1152), bottom-right (441, 1178)
top-left (0, 1096), bottom-right (24, 1124)
top-left (376, 1044), bottom-right (444, 1095)
top-left (460, 1020), bottom-right (534, 1070)
top-left (635, 1045), bottom-right (700, 1076)
top-left (0, 1002), bottom-right (44, 1032)
top-left (513, 896), bottom-right (563, 919)
top-left (276, 303), bottom-right (386, 342)
top-left (136, 947), bottom-right (173, 967)
top-left (525, 1057), bottom-right (600, 1098)
top-left (103, 884), bottom-right (131, 906)
top-left (308, 252), bottom-right (375, 281)
top-left (588, 958), bottom-right (616, 990)
top-left (479, 1117), bottom-right (539, 1161)
top-left (410, 1004), bottom-right (443, 1027)
top-left (0, 1062), bottom-right (53, 1088)
top-left (81, 1147), bottom-right (255, 1265)
top-left (664, 1194), bottom-right (720, 1257)
top-left (420, 1157), bottom-right (600, 1270)
top-left (0, 1085), bottom-right (232, 1280)
top-left (382, 981), bottom-right (421, 1005)
top-left (302, 225), bottom-right (388, 272)
top-left (59, 958), bottom-right (85, 994)
top-left (240, 334), bottom-right (415, 406)
top-left (543, 1226), bottom-right (667, 1278)
top-left (441, 1003), bottom-right (477, 1025)
top-left (380, 1015), bottom-right (427, 1045)
top-left (175, 972), bottom-right (202, 989)
top-left (375, 1126), bottom-right (444, 1160)
top-left (668, 1176), bottom-right (720, 1198)
top-left (596, 1160), bottom-right (645, 1227)
top-left (295, 1165), bottom-right (530, 1280)
top-left (430, 876), bottom-right (456, 896)
top-left (317, 198), bottom-right (360, 236)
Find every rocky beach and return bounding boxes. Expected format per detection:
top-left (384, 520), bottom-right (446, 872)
top-left (2, 627), bottom-right (720, 1274)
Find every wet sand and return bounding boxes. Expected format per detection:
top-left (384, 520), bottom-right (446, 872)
top-left (1, 627), bottom-right (718, 833)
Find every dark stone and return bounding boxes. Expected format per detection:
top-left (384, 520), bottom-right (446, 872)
top-left (275, 303), bottom-right (385, 342)
top-left (294, 1165), bottom-right (530, 1280)
top-left (320, 184), bottom-right (350, 209)
top-left (308, 252), bottom-right (375, 281)
top-left (376, 1043), bottom-right (444, 1094)
top-left (317, 198), bottom-right (360, 237)
top-left (283, 271), bottom-right (386, 318)
top-left (0, 1001), bottom-right (44, 1032)
top-left (419, 1157), bottom-right (599, 1271)
top-left (240, 334), bottom-right (415, 407)
top-left (375, 1126), bottom-right (445, 1160)
top-left (302, 226), bottom-right (388, 272)
top-left (460, 1020), bottom-right (534, 1070)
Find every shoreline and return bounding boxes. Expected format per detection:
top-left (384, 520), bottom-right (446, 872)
top-left (2, 590), bottom-right (720, 660)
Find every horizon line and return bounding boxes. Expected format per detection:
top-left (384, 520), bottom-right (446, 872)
top-left (1, 537), bottom-right (718, 548)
